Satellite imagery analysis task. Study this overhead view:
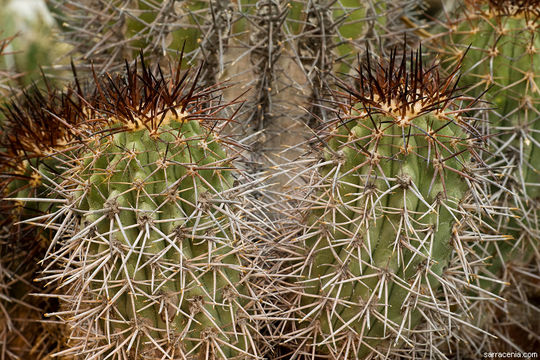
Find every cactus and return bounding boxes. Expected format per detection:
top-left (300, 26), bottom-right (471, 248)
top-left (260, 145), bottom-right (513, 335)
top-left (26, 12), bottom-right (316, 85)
top-left (1, 0), bottom-right (539, 358)
top-left (426, 0), bottom-right (540, 352)
top-left (52, 0), bottom-right (235, 86)
top-left (434, 0), bottom-right (539, 202)
top-left (274, 47), bottom-right (504, 358)
top-left (431, 0), bottom-right (540, 227)
top-left (431, 0), bottom-right (540, 280)
top-left (0, 56), bottom-right (272, 359)
top-left (1, 78), bottom-right (89, 221)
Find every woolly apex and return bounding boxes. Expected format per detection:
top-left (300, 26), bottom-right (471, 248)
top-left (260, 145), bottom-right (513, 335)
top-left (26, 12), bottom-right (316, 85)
top-left (89, 55), bottom-right (238, 134)
top-left (337, 45), bottom-right (465, 120)
top-left (0, 52), bottom-right (243, 163)
top-left (328, 45), bottom-right (486, 191)
top-left (0, 83), bottom-right (89, 162)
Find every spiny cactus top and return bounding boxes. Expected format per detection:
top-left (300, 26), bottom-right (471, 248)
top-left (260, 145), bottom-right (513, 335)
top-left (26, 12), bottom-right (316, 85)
top-left (276, 47), bottom-right (502, 358)
top-left (1, 56), bottom-right (271, 360)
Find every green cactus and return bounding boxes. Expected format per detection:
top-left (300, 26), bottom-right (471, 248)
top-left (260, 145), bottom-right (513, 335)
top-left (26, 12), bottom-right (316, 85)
top-left (1, 81), bottom-right (88, 218)
top-left (436, 0), bottom-right (540, 200)
top-left (430, 0), bottom-right (540, 283)
top-left (0, 57), bottom-right (269, 359)
top-left (57, 123), bottom-right (253, 358)
top-left (2, 0), bottom-right (538, 358)
top-left (277, 48), bottom-right (501, 358)
top-left (427, 0), bottom-right (540, 352)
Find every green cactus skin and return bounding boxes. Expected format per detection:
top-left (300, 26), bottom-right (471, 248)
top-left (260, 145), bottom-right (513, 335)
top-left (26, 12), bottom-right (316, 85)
top-left (434, 0), bottom-right (540, 241)
top-left (432, 0), bottom-right (540, 290)
top-left (332, 0), bottom-right (381, 73)
top-left (278, 49), bottom-right (500, 358)
top-left (59, 120), bottom-right (254, 359)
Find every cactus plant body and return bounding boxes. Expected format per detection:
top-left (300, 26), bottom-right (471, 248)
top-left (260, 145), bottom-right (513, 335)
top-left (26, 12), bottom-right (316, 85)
top-left (0, 56), bottom-right (271, 359)
top-left (275, 48), bottom-right (502, 358)
top-left (436, 0), bottom-right (540, 201)
top-left (0, 0), bottom-right (539, 358)
top-left (427, 0), bottom-right (540, 353)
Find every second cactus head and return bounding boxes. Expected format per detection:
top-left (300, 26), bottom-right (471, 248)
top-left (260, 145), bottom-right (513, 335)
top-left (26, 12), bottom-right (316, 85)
top-left (277, 46), bottom-right (503, 358)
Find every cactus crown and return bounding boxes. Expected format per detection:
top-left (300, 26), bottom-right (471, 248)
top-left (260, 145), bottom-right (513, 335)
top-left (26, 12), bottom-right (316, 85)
top-left (1, 53), bottom-right (235, 158)
top-left (332, 45), bottom-right (480, 183)
top-left (90, 55), bottom-right (216, 133)
top-left (338, 45), bottom-right (464, 126)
